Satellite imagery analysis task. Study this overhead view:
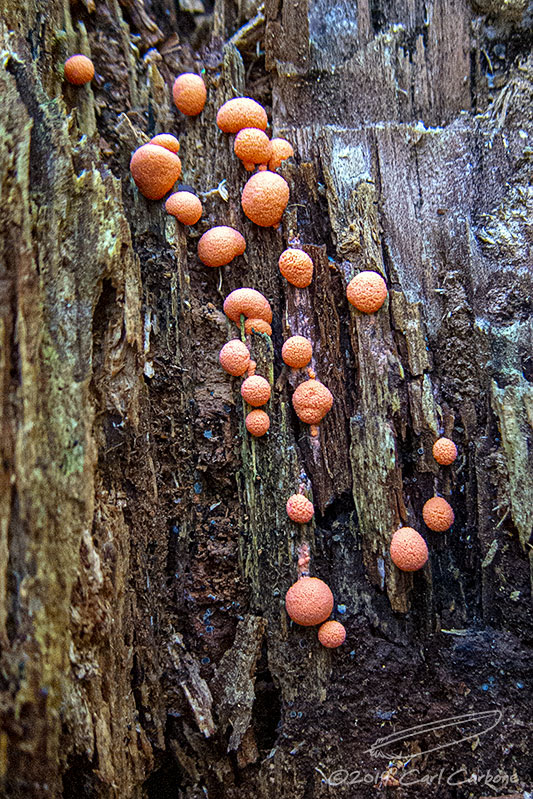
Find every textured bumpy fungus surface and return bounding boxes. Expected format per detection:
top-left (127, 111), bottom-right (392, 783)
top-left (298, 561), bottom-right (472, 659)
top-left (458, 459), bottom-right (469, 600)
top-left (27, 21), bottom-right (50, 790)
top-left (346, 271), bottom-right (388, 313)
top-left (390, 527), bottom-right (429, 571)
top-left (286, 494), bottom-right (314, 523)
top-left (219, 340), bottom-right (251, 376)
top-left (241, 375), bottom-right (271, 407)
top-left (172, 73), bottom-right (207, 116)
top-left (241, 171), bottom-right (290, 227)
top-left (269, 138), bottom-right (294, 170)
top-left (129, 143), bottom-right (182, 200)
top-left (278, 248), bottom-right (314, 288)
top-left (216, 97), bottom-right (268, 132)
top-left (282, 336), bottom-right (313, 368)
top-left (223, 288), bottom-right (272, 324)
top-left (234, 128), bottom-right (272, 171)
top-left (292, 378), bottom-right (333, 424)
top-left (165, 191), bottom-right (202, 225)
top-left (423, 497), bottom-right (455, 531)
top-left (432, 437), bottom-right (458, 465)
top-left (318, 620), bottom-right (346, 648)
top-left (64, 54), bottom-right (94, 85)
top-left (150, 134), bottom-right (180, 153)
top-left (244, 317), bottom-right (272, 336)
top-left (285, 578), bottom-right (334, 626)
top-left (197, 226), bottom-right (246, 267)
top-left (245, 409), bottom-right (270, 437)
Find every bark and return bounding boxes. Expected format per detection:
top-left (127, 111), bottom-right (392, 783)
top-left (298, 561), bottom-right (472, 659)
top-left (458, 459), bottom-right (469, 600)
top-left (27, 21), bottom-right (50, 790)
top-left (0, 0), bottom-right (532, 797)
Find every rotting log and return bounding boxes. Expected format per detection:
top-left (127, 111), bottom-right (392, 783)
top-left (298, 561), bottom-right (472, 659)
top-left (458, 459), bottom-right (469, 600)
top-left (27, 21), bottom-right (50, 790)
top-left (0, 0), bottom-right (532, 797)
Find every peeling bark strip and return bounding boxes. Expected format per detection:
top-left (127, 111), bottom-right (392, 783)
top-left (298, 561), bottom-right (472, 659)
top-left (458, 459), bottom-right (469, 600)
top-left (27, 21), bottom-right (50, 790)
top-left (0, 0), bottom-right (532, 797)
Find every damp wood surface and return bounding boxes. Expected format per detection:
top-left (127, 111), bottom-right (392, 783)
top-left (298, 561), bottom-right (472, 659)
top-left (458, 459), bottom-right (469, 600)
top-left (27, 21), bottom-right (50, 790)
top-left (0, 0), bottom-right (532, 797)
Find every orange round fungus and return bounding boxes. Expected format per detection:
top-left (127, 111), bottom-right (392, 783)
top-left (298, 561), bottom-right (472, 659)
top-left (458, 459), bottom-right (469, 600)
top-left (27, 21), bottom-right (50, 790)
top-left (223, 289), bottom-right (272, 325)
top-left (346, 271), bottom-right (388, 313)
top-left (245, 409), bottom-right (270, 437)
top-left (432, 437), bottom-right (458, 466)
top-left (197, 226), bottom-right (246, 267)
top-left (241, 375), bottom-right (271, 407)
top-left (292, 379), bottom-right (333, 424)
top-left (150, 134), bottom-right (180, 153)
top-left (282, 336), bottom-right (312, 368)
top-left (286, 494), bottom-right (314, 524)
top-left (423, 497), bottom-right (455, 532)
top-left (216, 98), bottom-right (268, 133)
top-left (269, 138), bottom-right (294, 171)
top-left (234, 128), bottom-right (272, 171)
top-left (165, 191), bottom-right (202, 225)
top-left (390, 527), bottom-right (428, 572)
top-left (318, 620), bottom-right (346, 648)
top-left (285, 577), bottom-right (334, 626)
top-left (245, 318), bottom-right (272, 336)
top-left (130, 144), bottom-right (182, 200)
top-left (241, 171), bottom-right (290, 227)
top-left (64, 55), bottom-right (94, 85)
top-left (172, 73), bottom-right (206, 116)
top-left (218, 340), bottom-right (251, 376)
top-left (279, 248), bottom-right (314, 288)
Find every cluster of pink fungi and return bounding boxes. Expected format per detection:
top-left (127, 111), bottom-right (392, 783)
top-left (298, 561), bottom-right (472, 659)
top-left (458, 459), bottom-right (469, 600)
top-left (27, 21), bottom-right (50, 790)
top-left (65, 58), bottom-right (460, 648)
top-left (389, 438), bottom-right (457, 572)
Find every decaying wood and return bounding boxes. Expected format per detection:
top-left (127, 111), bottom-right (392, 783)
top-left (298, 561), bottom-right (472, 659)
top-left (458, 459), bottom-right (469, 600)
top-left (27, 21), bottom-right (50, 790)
top-left (0, 0), bottom-right (531, 797)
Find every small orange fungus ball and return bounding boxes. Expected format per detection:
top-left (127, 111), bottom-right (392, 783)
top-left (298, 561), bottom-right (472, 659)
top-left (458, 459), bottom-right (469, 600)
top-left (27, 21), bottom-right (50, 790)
top-left (269, 138), bottom-right (294, 171)
top-left (234, 128), bottom-right (272, 171)
top-left (241, 171), bottom-right (290, 227)
top-left (172, 73), bottom-right (206, 116)
top-left (130, 144), bottom-right (182, 200)
top-left (318, 620), bottom-right (346, 648)
top-left (245, 318), bottom-right (272, 336)
top-left (286, 494), bottom-right (314, 523)
top-left (390, 527), bottom-right (428, 572)
top-left (64, 55), bottom-right (94, 85)
top-left (279, 248), bottom-right (314, 288)
top-left (282, 336), bottom-right (313, 368)
top-left (223, 288), bottom-right (272, 325)
top-left (285, 577), bottom-right (334, 626)
top-left (292, 379), bottom-right (333, 424)
top-left (245, 409), bottom-right (270, 437)
top-left (165, 191), bottom-right (202, 225)
top-left (197, 226), bottom-right (246, 267)
top-left (423, 497), bottom-right (455, 532)
top-left (241, 375), bottom-right (271, 407)
top-left (432, 437), bottom-right (458, 466)
top-left (216, 97), bottom-right (268, 133)
top-left (218, 340), bottom-right (251, 376)
top-left (346, 271), bottom-right (388, 313)
top-left (150, 134), bottom-right (180, 153)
